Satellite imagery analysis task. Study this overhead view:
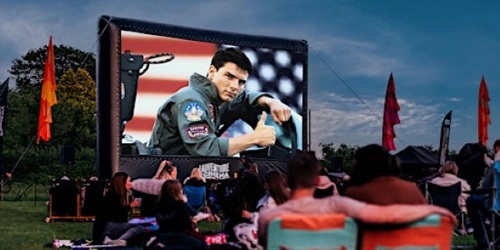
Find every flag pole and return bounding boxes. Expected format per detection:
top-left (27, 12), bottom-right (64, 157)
top-left (9, 37), bottom-right (57, 175)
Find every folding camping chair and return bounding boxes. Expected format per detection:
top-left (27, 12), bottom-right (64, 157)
top-left (426, 182), bottom-right (466, 234)
top-left (46, 180), bottom-right (80, 222)
top-left (359, 213), bottom-right (454, 250)
top-left (266, 213), bottom-right (358, 250)
top-left (183, 184), bottom-right (207, 211)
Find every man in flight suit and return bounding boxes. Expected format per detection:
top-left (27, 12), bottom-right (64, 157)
top-left (148, 47), bottom-right (291, 156)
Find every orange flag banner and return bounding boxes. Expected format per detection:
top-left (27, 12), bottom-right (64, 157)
top-left (36, 36), bottom-right (57, 144)
top-left (382, 73), bottom-right (400, 151)
top-left (478, 76), bottom-right (490, 147)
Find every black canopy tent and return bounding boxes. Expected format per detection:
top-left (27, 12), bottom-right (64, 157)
top-left (395, 146), bottom-right (440, 180)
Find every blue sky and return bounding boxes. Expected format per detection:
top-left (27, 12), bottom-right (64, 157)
top-left (0, 0), bottom-right (499, 154)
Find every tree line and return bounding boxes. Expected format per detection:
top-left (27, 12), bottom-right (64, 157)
top-left (2, 44), bottom-right (96, 183)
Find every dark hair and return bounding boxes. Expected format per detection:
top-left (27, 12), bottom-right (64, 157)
top-left (158, 179), bottom-right (183, 202)
top-left (287, 151), bottom-right (321, 190)
top-left (264, 170), bottom-right (289, 205)
top-left (242, 156), bottom-right (254, 168)
top-left (210, 47), bottom-right (252, 74)
top-left (494, 139), bottom-right (500, 152)
top-left (108, 172), bottom-right (129, 206)
top-left (349, 144), bottom-right (400, 186)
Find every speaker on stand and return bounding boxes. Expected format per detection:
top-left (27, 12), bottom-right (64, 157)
top-left (60, 146), bottom-right (76, 165)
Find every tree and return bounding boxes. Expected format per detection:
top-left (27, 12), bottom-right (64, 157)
top-left (2, 44), bottom-right (96, 181)
top-left (318, 142), bottom-right (359, 173)
top-left (52, 68), bottom-right (96, 148)
top-left (9, 44), bottom-right (95, 89)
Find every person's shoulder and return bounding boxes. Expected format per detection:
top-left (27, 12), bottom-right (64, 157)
top-left (427, 176), bottom-right (440, 184)
top-left (173, 86), bottom-right (199, 99)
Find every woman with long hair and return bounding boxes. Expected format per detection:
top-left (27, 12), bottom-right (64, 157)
top-left (235, 170), bottom-right (289, 249)
top-left (153, 179), bottom-right (208, 249)
top-left (92, 172), bottom-right (144, 246)
top-left (257, 169), bottom-right (290, 210)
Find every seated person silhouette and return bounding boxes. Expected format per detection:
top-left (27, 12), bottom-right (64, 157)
top-left (81, 177), bottom-right (106, 216)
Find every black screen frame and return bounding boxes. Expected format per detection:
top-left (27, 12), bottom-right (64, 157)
top-left (97, 15), bottom-right (308, 179)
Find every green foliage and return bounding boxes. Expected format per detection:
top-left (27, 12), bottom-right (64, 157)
top-left (52, 68), bottom-right (96, 148)
top-left (8, 44), bottom-right (95, 89)
top-left (3, 44), bottom-right (97, 182)
top-left (318, 142), bottom-right (359, 173)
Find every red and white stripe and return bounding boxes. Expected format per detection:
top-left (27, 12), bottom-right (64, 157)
top-left (121, 31), bottom-right (217, 143)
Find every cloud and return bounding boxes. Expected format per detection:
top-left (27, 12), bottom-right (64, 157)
top-left (308, 91), bottom-right (442, 153)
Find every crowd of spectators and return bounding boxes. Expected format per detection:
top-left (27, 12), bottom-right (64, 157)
top-left (84, 141), bottom-right (500, 249)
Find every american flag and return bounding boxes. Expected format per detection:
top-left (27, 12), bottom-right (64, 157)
top-left (121, 31), bottom-right (304, 143)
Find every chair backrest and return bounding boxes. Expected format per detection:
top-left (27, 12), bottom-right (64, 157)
top-left (360, 213), bottom-right (454, 250)
top-left (267, 213), bottom-right (358, 250)
top-left (81, 180), bottom-right (106, 216)
top-left (50, 180), bottom-right (79, 216)
top-left (426, 181), bottom-right (462, 213)
top-left (183, 184), bottom-right (206, 210)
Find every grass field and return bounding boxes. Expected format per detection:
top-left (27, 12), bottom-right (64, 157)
top-left (0, 183), bottom-right (478, 250)
top-left (0, 201), bottom-right (93, 249)
top-left (0, 183), bottom-right (91, 249)
top-left (0, 183), bottom-right (222, 249)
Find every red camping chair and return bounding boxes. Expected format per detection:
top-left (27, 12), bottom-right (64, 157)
top-left (360, 213), bottom-right (454, 250)
top-left (267, 213), bottom-right (358, 250)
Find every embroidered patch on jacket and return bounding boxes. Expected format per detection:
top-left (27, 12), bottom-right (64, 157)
top-left (184, 102), bottom-right (204, 122)
top-left (186, 124), bottom-right (210, 139)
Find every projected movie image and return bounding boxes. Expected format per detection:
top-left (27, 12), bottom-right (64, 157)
top-left (120, 31), bottom-right (306, 157)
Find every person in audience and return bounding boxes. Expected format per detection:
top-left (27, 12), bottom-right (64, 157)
top-left (428, 160), bottom-right (471, 211)
top-left (184, 166), bottom-right (206, 186)
top-left (223, 159), bottom-right (265, 240)
top-left (466, 139), bottom-right (500, 250)
top-left (343, 144), bottom-right (427, 205)
top-left (81, 176), bottom-right (104, 217)
top-left (257, 169), bottom-right (290, 211)
top-left (132, 160), bottom-right (177, 196)
top-left (257, 150), bottom-right (456, 245)
top-left (153, 179), bottom-right (208, 249)
top-left (129, 160), bottom-right (179, 217)
top-left (314, 167), bottom-right (338, 198)
top-left (242, 169), bottom-right (290, 220)
top-left (234, 170), bottom-right (289, 249)
top-left (183, 166), bottom-right (218, 220)
top-left (92, 172), bottom-right (145, 247)
top-left (329, 172), bottom-right (350, 195)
